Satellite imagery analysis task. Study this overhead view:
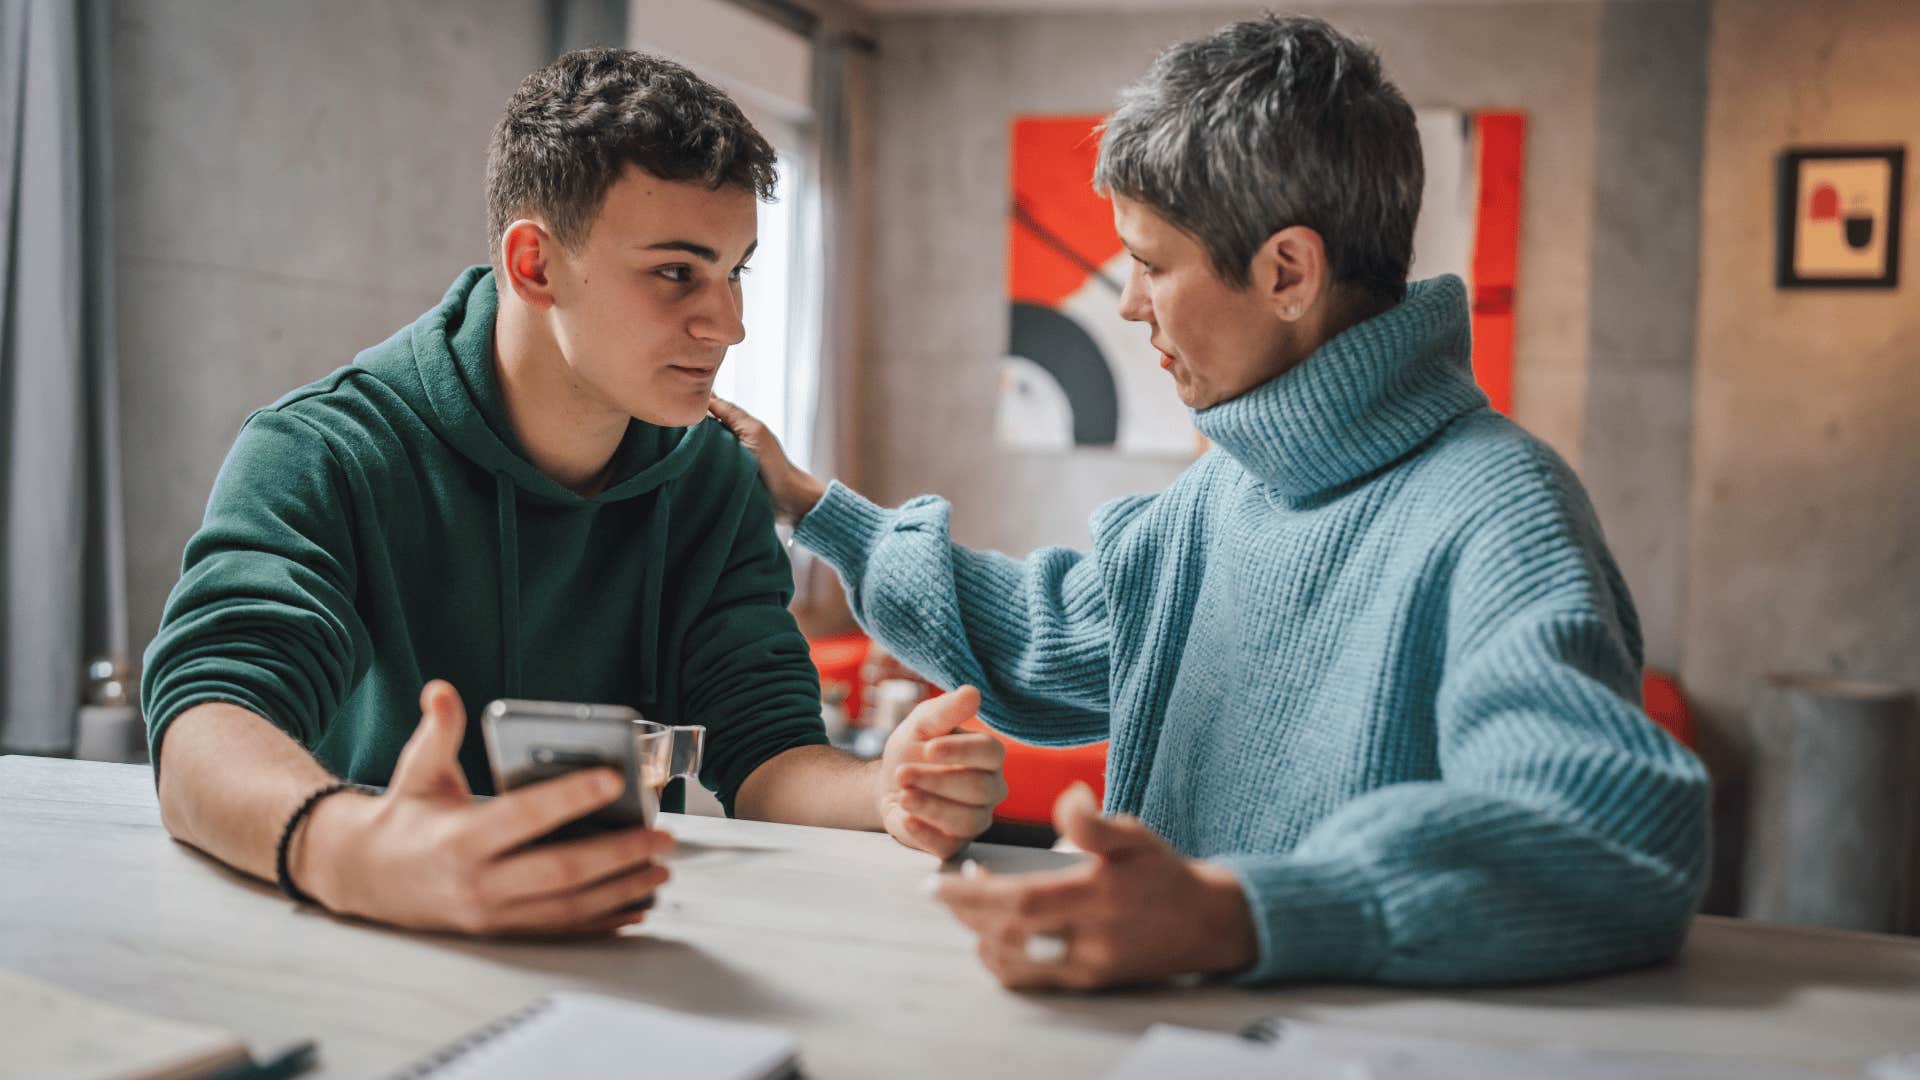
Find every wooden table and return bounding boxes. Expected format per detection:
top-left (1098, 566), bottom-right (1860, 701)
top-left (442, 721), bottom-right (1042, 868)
top-left (3, 756), bottom-right (1917, 1077)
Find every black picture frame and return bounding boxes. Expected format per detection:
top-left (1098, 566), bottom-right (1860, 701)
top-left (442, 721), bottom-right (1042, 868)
top-left (1776, 146), bottom-right (1905, 289)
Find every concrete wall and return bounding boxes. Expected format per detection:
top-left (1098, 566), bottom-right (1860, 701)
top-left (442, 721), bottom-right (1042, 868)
top-left (112, 0), bottom-right (546, 654)
top-left (1684, 0), bottom-right (1920, 911)
top-left (859, 3), bottom-right (1602, 562)
top-left (1579, 0), bottom-right (1709, 673)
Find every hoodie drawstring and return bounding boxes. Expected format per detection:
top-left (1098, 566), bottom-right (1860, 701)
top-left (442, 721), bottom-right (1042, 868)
top-left (637, 485), bottom-right (669, 708)
top-left (495, 473), bottom-right (522, 697)
top-left (493, 470), bottom-right (671, 709)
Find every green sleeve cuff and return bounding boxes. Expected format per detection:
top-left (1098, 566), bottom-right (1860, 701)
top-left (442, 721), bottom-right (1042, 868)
top-left (142, 681), bottom-right (303, 788)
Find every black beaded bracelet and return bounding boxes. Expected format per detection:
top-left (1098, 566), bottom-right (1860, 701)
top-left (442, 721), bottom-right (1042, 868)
top-left (275, 781), bottom-right (356, 907)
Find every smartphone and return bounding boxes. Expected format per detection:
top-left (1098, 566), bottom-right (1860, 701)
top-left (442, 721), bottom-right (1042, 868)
top-left (481, 699), bottom-right (658, 845)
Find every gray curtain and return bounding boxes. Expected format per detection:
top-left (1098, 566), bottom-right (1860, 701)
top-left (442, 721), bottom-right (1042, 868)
top-left (792, 27), bottom-right (866, 604)
top-left (548, 0), bottom-right (626, 55)
top-left (1, 0), bottom-right (125, 755)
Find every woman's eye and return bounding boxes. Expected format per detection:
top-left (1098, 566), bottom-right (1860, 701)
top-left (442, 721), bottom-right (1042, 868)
top-left (657, 265), bottom-right (692, 283)
top-left (729, 264), bottom-right (753, 282)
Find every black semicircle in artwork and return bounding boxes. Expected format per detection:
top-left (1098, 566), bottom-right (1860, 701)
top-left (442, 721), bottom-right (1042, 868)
top-left (1844, 214), bottom-right (1875, 250)
top-left (1008, 302), bottom-right (1120, 447)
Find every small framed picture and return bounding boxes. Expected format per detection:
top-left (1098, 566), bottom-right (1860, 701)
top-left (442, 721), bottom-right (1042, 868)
top-left (1777, 146), bottom-right (1905, 289)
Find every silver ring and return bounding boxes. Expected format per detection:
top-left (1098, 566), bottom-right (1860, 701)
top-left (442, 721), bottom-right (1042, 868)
top-left (1023, 931), bottom-right (1069, 965)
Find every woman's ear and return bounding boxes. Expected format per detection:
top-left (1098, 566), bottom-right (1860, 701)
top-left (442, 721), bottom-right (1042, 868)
top-left (1255, 225), bottom-right (1329, 322)
top-left (499, 219), bottom-right (560, 310)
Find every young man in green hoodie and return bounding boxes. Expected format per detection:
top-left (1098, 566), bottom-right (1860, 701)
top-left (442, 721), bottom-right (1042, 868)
top-left (140, 49), bottom-right (1007, 938)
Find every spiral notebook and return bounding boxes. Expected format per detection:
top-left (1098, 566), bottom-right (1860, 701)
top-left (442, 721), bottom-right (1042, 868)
top-left (387, 992), bottom-right (799, 1080)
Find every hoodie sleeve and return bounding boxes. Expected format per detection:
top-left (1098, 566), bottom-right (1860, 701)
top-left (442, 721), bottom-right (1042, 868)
top-left (141, 409), bottom-right (371, 780)
top-left (677, 469), bottom-right (829, 816)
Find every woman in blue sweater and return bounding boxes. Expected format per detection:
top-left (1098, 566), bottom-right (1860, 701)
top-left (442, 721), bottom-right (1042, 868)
top-left (712, 13), bottom-right (1709, 991)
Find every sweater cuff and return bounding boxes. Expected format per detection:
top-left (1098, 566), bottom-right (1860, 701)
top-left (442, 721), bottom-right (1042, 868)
top-left (1213, 855), bottom-right (1390, 984)
top-left (791, 480), bottom-right (895, 585)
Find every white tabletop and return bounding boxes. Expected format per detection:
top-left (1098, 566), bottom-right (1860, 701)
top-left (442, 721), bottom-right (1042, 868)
top-left (3, 755), bottom-right (1917, 1078)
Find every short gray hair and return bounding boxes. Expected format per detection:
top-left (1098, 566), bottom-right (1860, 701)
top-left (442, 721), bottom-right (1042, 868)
top-left (1094, 14), bottom-right (1422, 300)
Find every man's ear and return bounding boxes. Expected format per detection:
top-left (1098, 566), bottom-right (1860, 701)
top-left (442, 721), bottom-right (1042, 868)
top-left (1251, 225), bottom-right (1328, 323)
top-left (500, 219), bottom-right (561, 310)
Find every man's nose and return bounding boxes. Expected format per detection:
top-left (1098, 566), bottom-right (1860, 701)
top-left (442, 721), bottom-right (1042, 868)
top-left (691, 282), bottom-right (746, 346)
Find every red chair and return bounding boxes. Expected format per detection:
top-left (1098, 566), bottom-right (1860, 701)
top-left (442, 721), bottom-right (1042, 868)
top-left (1642, 668), bottom-right (1697, 748)
top-left (808, 631), bottom-right (873, 720)
top-left (808, 632), bottom-right (1105, 826)
top-left (962, 720), bottom-right (1107, 826)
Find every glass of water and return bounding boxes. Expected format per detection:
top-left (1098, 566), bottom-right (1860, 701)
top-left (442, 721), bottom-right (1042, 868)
top-left (633, 719), bottom-right (704, 797)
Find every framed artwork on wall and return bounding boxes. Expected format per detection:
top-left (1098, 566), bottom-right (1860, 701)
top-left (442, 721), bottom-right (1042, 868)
top-left (1776, 146), bottom-right (1905, 289)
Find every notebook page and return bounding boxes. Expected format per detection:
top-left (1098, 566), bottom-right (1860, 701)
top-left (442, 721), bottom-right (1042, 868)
top-left (395, 991), bottom-right (797, 1080)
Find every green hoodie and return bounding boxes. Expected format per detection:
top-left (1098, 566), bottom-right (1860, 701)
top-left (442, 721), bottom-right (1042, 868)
top-left (142, 267), bottom-right (826, 813)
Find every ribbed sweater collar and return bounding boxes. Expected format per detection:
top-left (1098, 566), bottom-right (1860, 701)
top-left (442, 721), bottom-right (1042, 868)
top-left (1192, 275), bottom-right (1487, 501)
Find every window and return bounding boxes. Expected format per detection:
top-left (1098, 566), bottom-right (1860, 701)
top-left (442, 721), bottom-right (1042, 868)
top-left (717, 114), bottom-right (819, 471)
top-left (631, 0), bottom-right (823, 469)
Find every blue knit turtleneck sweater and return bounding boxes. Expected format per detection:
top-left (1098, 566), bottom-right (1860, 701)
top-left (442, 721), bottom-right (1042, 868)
top-left (796, 276), bottom-right (1711, 985)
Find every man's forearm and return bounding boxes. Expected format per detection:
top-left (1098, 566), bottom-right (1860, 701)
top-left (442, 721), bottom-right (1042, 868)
top-left (155, 702), bottom-right (341, 883)
top-left (732, 744), bottom-right (882, 830)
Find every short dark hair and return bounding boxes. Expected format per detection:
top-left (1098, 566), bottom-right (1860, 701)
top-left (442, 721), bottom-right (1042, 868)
top-left (1094, 15), bottom-right (1422, 300)
top-left (485, 48), bottom-right (778, 259)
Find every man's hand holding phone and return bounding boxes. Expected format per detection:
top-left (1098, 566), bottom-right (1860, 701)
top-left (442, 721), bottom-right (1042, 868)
top-left (289, 681), bottom-right (675, 937)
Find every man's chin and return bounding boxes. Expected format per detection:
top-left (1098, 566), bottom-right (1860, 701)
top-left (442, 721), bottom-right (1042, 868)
top-left (623, 393), bottom-right (712, 430)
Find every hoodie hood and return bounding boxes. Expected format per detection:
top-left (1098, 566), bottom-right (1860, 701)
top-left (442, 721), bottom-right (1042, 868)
top-left (408, 265), bottom-right (710, 504)
top-left (395, 264), bottom-right (706, 701)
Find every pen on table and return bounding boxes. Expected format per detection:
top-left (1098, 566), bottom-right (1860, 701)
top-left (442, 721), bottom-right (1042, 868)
top-left (203, 1039), bottom-right (318, 1080)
